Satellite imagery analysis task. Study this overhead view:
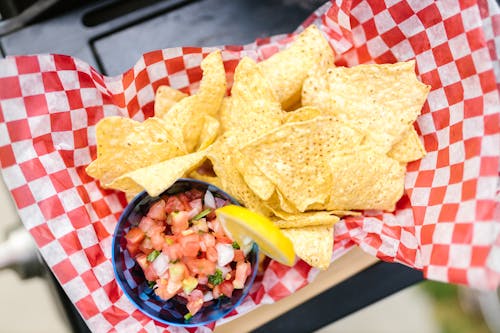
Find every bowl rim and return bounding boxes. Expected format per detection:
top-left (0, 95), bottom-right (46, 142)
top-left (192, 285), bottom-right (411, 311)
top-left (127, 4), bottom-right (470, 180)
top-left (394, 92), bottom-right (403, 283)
top-left (111, 178), bottom-right (260, 327)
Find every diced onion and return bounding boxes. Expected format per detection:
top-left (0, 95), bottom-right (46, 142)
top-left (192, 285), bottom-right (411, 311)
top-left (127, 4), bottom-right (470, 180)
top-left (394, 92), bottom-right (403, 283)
top-left (152, 252), bottom-right (169, 277)
top-left (203, 291), bottom-right (214, 302)
top-left (214, 197), bottom-right (227, 208)
top-left (204, 190), bottom-right (216, 209)
top-left (216, 243), bottom-right (234, 267)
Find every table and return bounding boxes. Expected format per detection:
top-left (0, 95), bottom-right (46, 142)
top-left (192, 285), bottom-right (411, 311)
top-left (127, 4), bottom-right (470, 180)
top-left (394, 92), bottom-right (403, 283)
top-left (0, 1), bottom-right (424, 331)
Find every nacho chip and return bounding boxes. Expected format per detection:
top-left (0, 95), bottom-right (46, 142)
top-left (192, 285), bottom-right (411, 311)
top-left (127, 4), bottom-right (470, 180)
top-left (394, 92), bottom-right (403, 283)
top-left (259, 25), bottom-right (334, 109)
top-left (161, 51), bottom-right (226, 152)
top-left (223, 57), bottom-right (282, 145)
top-left (86, 116), bottom-right (185, 185)
top-left (208, 136), bottom-right (271, 216)
top-left (188, 170), bottom-right (222, 189)
top-left (198, 115), bottom-right (220, 150)
top-left (281, 226), bottom-right (333, 270)
top-left (323, 150), bottom-right (406, 211)
top-left (109, 150), bottom-right (208, 197)
top-left (272, 211), bottom-right (339, 228)
top-left (331, 210), bottom-right (362, 217)
top-left (154, 85), bottom-right (188, 118)
top-left (234, 152), bottom-right (275, 201)
top-left (85, 159), bottom-right (100, 179)
top-left (302, 61), bottom-right (430, 153)
top-left (283, 105), bottom-right (321, 123)
top-left (388, 127), bottom-right (426, 163)
top-left (241, 116), bottom-right (365, 212)
top-left (263, 191), bottom-right (298, 215)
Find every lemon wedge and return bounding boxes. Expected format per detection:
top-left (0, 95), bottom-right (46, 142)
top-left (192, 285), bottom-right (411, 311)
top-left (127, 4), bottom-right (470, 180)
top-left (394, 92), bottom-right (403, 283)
top-left (216, 205), bottom-right (295, 266)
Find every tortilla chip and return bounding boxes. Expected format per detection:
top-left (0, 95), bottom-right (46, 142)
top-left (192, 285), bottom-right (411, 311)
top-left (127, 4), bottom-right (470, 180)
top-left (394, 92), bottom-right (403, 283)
top-left (208, 136), bottom-right (271, 216)
top-left (237, 157), bottom-right (275, 201)
top-left (330, 210), bottom-right (362, 217)
top-left (281, 226), bottom-right (333, 270)
top-left (86, 116), bottom-right (185, 185)
top-left (241, 116), bottom-right (364, 212)
top-left (154, 85), bottom-right (188, 118)
top-left (109, 150), bottom-right (208, 197)
top-left (263, 191), bottom-right (298, 215)
top-left (302, 61), bottom-right (430, 153)
top-left (198, 115), bottom-right (220, 150)
top-left (161, 51), bottom-right (226, 152)
top-left (223, 57), bottom-right (282, 145)
top-left (388, 127), bottom-right (426, 163)
top-left (323, 149), bottom-right (406, 211)
top-left (283, 106), bottom-right (321, 123)
top-left (85, 159), bottom-right (99, 179)
top-left (188, 171), bottom-right (222, 189)
top-left (272, 211), bottom-right (339, 228)
top-left (259, 25), bottom-right (334, 109)
top-left (218, 96), bottom-right (233, 133)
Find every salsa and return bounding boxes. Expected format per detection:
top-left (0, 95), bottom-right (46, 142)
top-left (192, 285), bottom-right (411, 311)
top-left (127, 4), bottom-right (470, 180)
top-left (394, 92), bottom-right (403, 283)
top-left (124, 188), bottom-right (252, 318)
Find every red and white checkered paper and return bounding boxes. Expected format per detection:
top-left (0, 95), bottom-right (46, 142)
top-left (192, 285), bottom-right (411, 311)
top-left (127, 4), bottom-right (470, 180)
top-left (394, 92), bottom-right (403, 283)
top-left (1, 0), bottom-right (499, 332)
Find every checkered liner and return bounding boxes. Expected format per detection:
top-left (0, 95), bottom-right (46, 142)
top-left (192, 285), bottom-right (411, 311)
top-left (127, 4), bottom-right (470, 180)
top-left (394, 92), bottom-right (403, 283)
top-left (0, 0), bottom-right (499, 332)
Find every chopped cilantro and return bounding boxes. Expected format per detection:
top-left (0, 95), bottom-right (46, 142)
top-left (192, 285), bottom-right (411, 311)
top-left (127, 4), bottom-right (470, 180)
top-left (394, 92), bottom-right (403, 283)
top-left (208, 269), bottom-right (223, 286)
top-left (147, 280), bottom-right (156, 289)
top-left (231, 241), bottom-right (240, 249)
top-left (147, 250), bottom-right (160, 262)
top-left (192, 208), bottom-right (211, 221)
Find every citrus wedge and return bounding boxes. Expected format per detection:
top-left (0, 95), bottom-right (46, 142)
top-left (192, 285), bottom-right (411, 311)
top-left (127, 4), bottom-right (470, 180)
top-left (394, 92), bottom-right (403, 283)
top-left (216, 205), bottom-right (296, 266)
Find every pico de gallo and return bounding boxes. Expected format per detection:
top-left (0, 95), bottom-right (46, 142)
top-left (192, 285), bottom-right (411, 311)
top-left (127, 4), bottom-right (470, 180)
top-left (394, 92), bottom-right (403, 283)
top-left (124, 188), bottom-right (253, 320)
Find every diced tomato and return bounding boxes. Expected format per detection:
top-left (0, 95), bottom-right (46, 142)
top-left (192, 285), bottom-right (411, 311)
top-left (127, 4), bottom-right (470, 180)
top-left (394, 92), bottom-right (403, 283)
top-left (163, 243), bottom-right (182, 261)
top-left (206, 210), bottom-right (217, 221)
top-left (136, 253), bottom-right (149, 272)
top-left (186, 258), bottom-right (216, 276)
top-left (212, 285), bottom-right (221, 299)
top-left (186, 289), bottom-right (204, 315)
top-left (138, 216), bottom-right (156, 233)
top-left (125, 227), bottom-right (145, 256)
top-left (201, 233), bottom-right (216, 248)
top-left (187, 198), bottom-right (203, 219)
top-left (233, 261), bottom-right (251, 289)
top-left (233, 249), bottom-right (245, 262)
top-left (179, 234), bottom-right (201, 258)
top-left (155, 278), bottom-right (182, 300)
top-left (178, 193), bottom-right (192, 211)
top-left (151, 232), bottom-right (165, 251)
top-left (164, 195), bottom-right (185, 213)
top-left (147, 199), bottom-right (167, 220)
top-left (185, 189), bottom-right (203, 200)
top-left (215, 234), bottom-right (233, 244)
top-left (144, 264), bottom-right (159, 281)
top-left (219, 280), bottom-right (234, 297)
top-left (206, 246), bottom-right (218, 262)
top-left (155, 279), bottom-right (174, 300)
top-left (139, 237), bottom-right (154, 255)
top-left (197, 275), bottom-right (208, 285)
top-left (125, 227), bottom-right (145, 245)
top-left (127, 243), bottom-right (140, 256)
top-left (171, 211), bottom-right (190, 234)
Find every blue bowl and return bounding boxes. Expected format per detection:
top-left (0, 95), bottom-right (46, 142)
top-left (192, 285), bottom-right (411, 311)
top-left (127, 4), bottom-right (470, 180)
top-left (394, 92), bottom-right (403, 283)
top-left (112, 178), bottom-right (259, 327)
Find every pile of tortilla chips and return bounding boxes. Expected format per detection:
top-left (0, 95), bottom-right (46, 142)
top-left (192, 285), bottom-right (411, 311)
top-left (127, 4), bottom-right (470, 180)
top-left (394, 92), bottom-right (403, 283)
top-left (86, 25), bottom-right (430, 270)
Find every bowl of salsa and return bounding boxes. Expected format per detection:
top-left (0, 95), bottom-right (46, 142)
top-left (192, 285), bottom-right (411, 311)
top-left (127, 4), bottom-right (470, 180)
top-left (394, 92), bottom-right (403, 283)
top-left (112, 178), bottom-right (259, 327)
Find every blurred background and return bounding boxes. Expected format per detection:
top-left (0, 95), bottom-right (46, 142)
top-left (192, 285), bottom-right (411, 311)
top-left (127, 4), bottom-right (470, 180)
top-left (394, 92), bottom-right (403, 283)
top-left (1, 0), bottom-right (499, 332)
